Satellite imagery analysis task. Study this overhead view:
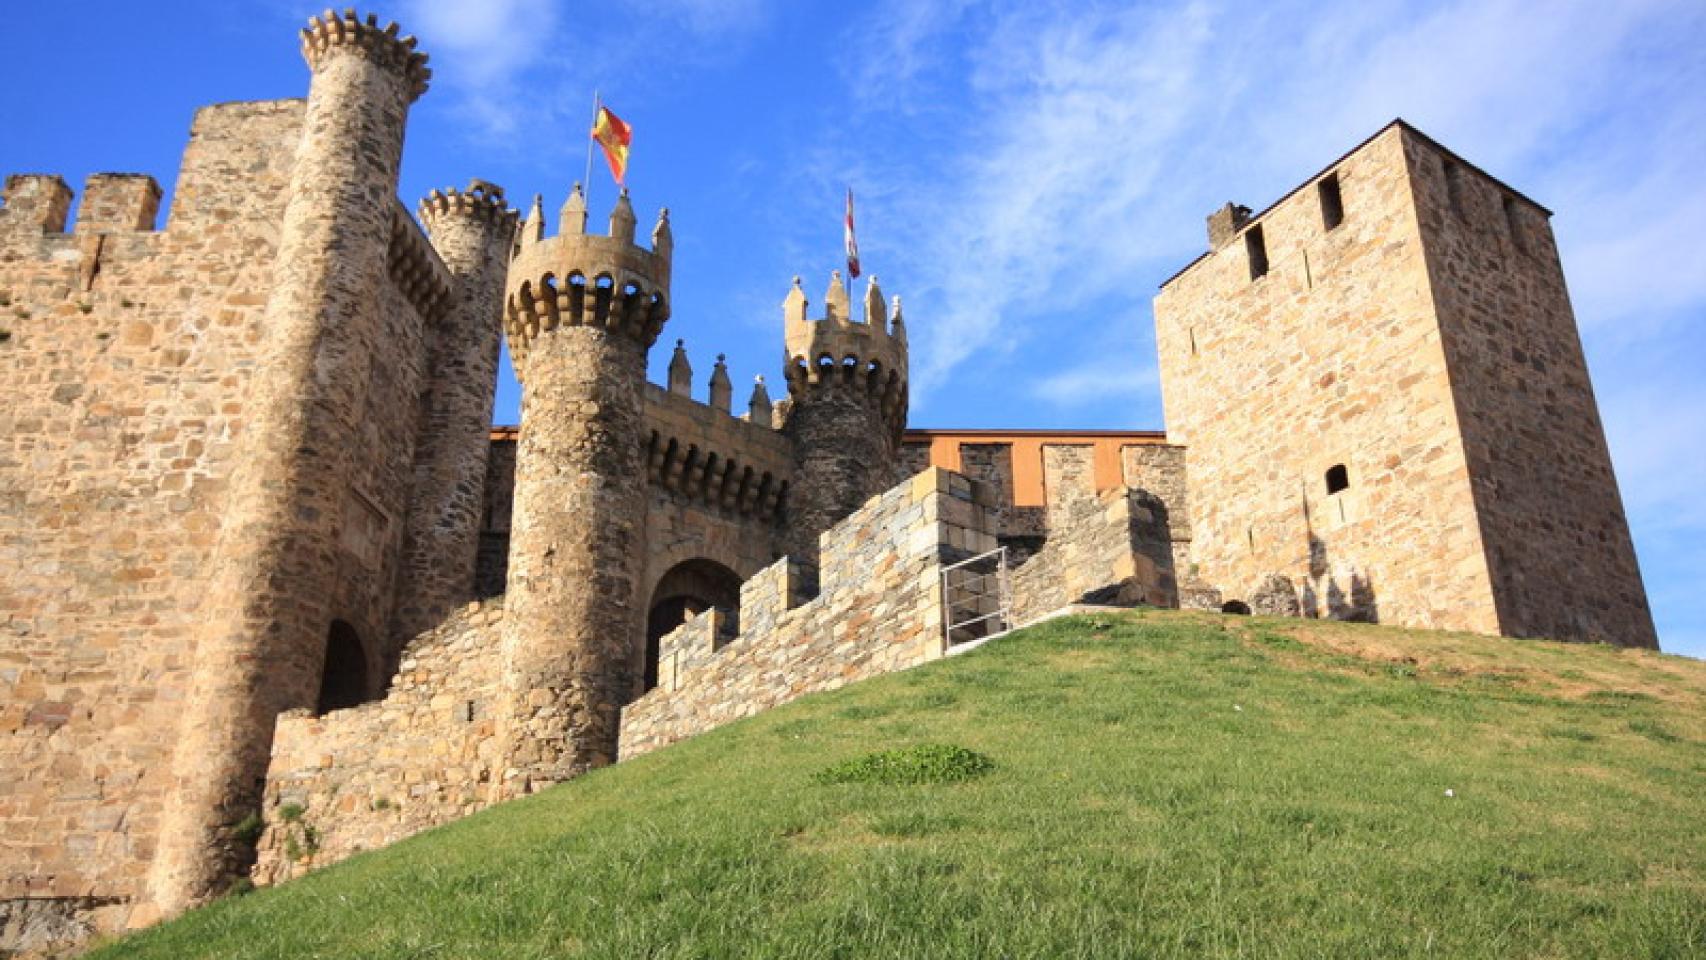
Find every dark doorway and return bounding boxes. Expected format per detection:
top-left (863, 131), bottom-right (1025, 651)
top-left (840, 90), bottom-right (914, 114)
top-left (316, 620), bottom-right (369, 714)
top-left (644, 559), bottom-right (743, 694)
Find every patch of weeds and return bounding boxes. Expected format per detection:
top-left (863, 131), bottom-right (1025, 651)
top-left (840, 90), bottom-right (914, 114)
top-left (277, 802), bottom-right (305, 823)
top-left (94, 331), bottom-right (111, 340)
top-left (225, 878), bottom-right (255, 898)
top-left (1628, 719), bottom-right (1680, 744)
top-left (228, 811), bottom-right (264, 845)
top-left (283, 824), bottom-right (320, 863)
top-left (120, 298), bottom-right (135, 308)
top-left (870, 810), bottom-right (969, 838)
top-left (77, 301), bottom-right (93, 314)
top-left (1585, 689), bottom-right (1658, 706)
top-left (1544, 726), bottom-right (1598, 743)
top-left (1388, 661), bottom-right (1419, 680)
top-left (370, 796), bottom-right (392, 811)
top-left (813, 743), bottom-right (994, 786)
top-left (1252, 631), bottom-right (1303, 651)
top-left (908, 690), bottom-right (959, 710)
top-left (832, 704), bottom-right (892, 722)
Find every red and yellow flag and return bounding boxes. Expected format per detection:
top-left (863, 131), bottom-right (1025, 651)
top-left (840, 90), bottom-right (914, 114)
top-left (591, 105), bottom-right (632, 186)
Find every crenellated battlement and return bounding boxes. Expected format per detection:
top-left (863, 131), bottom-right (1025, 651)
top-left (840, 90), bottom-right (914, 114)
top-left (0, 173), bottom-right (163, 239)
top-left (300, 9), bottom-right (431, 101)
top-left (505, 186), bottom-right (672, 377)
top-left (419, 179), bottom-right (517, 236)
top-left (781, 270), bottom-right (908, 428)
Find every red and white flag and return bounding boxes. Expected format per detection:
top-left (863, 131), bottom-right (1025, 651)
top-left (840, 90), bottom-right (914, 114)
top-left (844, 188), bottom-right (861, 279)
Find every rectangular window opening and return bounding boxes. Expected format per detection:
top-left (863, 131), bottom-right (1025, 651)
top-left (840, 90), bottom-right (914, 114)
top-left (1245, 225), bottom-right (1269, 281)
top-left (1444, 160), bottom-right (1465, 217)
top-left (1318, 173), bottom-right (1344, 230)
top-left (1502, 195), bottom-right (1526, 253)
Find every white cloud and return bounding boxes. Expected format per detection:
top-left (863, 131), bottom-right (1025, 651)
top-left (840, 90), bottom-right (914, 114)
top-left (401, 0), bottom-right (563, 134)
top-left (1030, 358), bottom-right (1158, 408)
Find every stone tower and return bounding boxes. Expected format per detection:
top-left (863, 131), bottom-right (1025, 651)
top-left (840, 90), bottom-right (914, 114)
top-left (495, 185), bottom-right (672, 792)
top-left (780, 271), bottom-right (909, 565)
top-left (149, 11), bottom-right (434, 913)
top-left (1154, 120), bottom-right (1655, 647)
top-left (388, 181), bottom-right (519, 654)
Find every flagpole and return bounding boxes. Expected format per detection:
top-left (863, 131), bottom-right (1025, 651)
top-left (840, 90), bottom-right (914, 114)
top-left (584, 89), bottom-right (600, 211)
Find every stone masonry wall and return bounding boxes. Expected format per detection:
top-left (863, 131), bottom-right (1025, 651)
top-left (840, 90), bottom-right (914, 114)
top-left (1155, 123), bottom-right (1501, 633)
top-left (0, 101), bottom-right (305, 934)
top-left (253, 600), bottom-right (506, 886)
top-left (1400, 130), bottom-right (1656, 647)
top-left (1009, 446), bottom-right (1178, 624)
top-left (619, 467), bottom-right (997, 757)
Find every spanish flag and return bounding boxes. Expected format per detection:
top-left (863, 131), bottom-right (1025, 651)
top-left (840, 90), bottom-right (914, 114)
top-left (591, 105), bottom-right (632, 186)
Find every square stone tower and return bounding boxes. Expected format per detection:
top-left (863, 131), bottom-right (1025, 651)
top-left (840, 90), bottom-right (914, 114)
top-left (1154, 120), bottom-right (1655, 647)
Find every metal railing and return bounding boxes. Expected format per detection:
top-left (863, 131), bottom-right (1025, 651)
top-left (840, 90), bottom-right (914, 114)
top-left (941, 546), bottom-right (1011, 648)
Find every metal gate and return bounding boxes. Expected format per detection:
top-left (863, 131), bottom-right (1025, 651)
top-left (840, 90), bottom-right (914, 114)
top-left (941, 546), bottom-right (1011, 649)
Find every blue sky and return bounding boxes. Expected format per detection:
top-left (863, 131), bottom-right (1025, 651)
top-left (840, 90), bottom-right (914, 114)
top-left (4, 0), bottom-right (1702, 656)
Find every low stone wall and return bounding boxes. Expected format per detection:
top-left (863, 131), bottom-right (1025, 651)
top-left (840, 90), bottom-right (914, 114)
top-left (252, 600), bottom-right (506, 886)
top-left (1009, 487), bottom-right (1178, 624)
top-left (619, 468), bottom-right (998, 758)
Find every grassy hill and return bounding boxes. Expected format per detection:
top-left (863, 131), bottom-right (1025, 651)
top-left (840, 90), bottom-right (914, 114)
top-left (94, 611), bottom-right (1705, 959)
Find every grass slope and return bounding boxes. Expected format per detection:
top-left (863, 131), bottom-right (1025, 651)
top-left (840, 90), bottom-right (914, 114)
top-left (96, 612), bottom-right (1706, 959)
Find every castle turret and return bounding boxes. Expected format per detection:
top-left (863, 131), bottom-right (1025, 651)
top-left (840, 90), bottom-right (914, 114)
top-left (148, 11), bottom-right (431, 914)
top-left (388, 180), bottom-right (518, 652)
top-left (496, 187), bottom-right (671, 791)
top-left (781, 272), bottom-right (908, 564)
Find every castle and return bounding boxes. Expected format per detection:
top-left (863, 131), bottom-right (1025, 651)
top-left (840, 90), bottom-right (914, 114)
top-left (0, 10), bottom-right (1655, 954)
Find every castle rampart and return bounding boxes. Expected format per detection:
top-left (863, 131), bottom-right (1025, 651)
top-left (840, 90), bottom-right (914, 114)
top-left (619, 467), bottom-right (995, 757)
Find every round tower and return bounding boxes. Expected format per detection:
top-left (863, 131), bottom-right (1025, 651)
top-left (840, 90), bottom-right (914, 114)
top-left (780, 271), bottom-right (909, 564)
top-left (388, 180), bottom-right (518, 653)
top-left (148, 11), bottom-right (430, 915)
top-left (495, 184), bottom-right (671, 792)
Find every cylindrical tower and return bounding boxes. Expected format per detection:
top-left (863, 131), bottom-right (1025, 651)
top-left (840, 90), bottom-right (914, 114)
top-left (388, 181), bottom-right (518, 653)
top-left (781, 271), bottom-right (909, 564)
top-left (494, 185), bottom-right (671, 793)
top-left (148, 11), bottom-right (430, 915)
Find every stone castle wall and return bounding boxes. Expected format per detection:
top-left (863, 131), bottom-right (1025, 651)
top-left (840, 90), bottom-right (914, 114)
top-left (0, 101), bottom-right (306, 923)
top-left (253, 600), bottom-right (507, 886)
top-left (1401, 133), bottom-right (1656, 646)
top-left (1155, 124), bottom-right (1502, 634)
top-left (1008, 446), bottom-right (1179, 624)
top-left (619, 467), bottom-right (997, 757)
top-left (2, 66), bottom-right (504, 941)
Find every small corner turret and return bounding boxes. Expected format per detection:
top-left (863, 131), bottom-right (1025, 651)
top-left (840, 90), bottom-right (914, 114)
top-left (504, 185), bottom-right (672, 380)
top-left (781, 271), bottom-right (908, 440)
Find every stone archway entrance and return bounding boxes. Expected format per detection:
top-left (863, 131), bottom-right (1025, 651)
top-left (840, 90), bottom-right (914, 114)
top-left (644, 559), bottom-right (743, 693)
top-left (316, 620), bottom-right (368, 714)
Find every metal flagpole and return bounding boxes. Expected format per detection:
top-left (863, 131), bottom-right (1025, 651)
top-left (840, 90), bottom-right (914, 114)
top-left (584, 89), bottom-right (600, 210)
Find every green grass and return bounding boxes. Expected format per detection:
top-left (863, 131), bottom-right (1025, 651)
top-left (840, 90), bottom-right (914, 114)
top-left (95, 611), bottom-right (1706, 959)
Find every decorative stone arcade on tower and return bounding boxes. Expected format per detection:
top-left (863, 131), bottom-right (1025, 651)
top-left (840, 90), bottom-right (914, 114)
top-left (497, 185), bottom-right (672, 792)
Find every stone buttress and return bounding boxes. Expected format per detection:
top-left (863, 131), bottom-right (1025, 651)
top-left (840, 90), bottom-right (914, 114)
top-left (148, 11), bottom-right (432, 915)
top-left (388, 182), bottom-right (518, 655)
top-left (779, 271), bottom-right (908, 566)
top-left (495, 185), bottom-right (671, 792)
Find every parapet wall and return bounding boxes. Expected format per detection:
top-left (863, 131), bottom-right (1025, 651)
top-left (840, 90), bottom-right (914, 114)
top-left (253, 600), bottom-right (507, 885)
top-left (619, 467), bottom-right (998, 757)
